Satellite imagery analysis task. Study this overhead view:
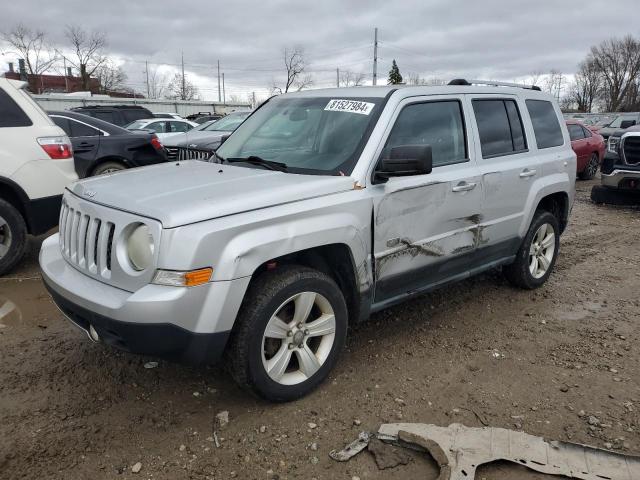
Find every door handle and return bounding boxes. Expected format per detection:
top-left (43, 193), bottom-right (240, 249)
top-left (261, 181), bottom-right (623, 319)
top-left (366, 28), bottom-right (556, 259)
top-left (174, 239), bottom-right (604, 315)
top-left (519, 168), bottom-right (537, 178)
top-left (452, 181), bottom-right (477, 192)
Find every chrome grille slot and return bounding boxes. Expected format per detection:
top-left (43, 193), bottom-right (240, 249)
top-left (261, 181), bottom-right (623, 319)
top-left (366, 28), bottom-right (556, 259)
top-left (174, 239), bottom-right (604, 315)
top-left (622, 136), bottom-right (640, 165)
top-left (59, 204), bottom-right (115, 279)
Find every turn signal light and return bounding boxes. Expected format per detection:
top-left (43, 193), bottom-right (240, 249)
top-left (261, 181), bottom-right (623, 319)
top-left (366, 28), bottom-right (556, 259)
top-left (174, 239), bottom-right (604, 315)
top-left (152, 267), bottom-right (213, 287)
top-left (184, 268), bottom-right (213, 286)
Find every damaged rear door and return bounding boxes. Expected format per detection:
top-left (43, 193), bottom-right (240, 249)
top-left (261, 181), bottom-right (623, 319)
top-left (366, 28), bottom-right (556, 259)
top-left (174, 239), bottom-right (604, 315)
top-left (371, 95), bottom-right (483, 304)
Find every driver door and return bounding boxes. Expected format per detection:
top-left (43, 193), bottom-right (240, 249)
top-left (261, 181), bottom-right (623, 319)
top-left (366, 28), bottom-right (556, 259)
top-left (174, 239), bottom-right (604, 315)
top-left (371, 96), bottom-right (484, 303)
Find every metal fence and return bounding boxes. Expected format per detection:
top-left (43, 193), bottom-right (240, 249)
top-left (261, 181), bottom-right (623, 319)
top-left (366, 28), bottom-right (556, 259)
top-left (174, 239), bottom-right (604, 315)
top-left (32, 94), bottom-right (251, 116)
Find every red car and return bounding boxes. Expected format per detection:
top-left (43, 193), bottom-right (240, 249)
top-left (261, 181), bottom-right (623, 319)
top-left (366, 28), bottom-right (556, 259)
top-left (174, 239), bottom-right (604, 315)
top-left (566, 120), bottom-right (605, 180)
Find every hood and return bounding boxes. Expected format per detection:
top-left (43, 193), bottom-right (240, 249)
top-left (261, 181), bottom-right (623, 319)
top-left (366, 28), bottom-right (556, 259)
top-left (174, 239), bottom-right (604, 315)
top-left (609, 124), bottom-right (640, 139)
top-left (69, 161), bottom-right (355, 228)
top-left (162, 130), bottom-right (226, 149)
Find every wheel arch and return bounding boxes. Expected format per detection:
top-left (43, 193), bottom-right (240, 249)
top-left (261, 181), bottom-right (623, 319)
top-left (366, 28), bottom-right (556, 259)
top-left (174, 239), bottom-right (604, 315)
top-left (0, 176), bottom-right (32, 233)
top-left (535, 191), bottom-right (569, 234)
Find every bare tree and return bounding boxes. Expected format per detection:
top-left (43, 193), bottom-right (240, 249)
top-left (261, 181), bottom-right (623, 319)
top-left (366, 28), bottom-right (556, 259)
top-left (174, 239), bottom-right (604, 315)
top-left (282, 47), bottom-right (312, 92)
top-left (94, 60), bottom-right (127, 93)
top-left (2, 23), bottom-right (57, 75)
top-left (64, 25), bottom-right (107, 90)
top-left (590, 35), bottom-right (640, 111)
top-left (527, 71), bottom-right (544, 88)
top-left (147, 67), bottom-right (168, 99)
top-left (339, 70), bottom-right (365, 87)
top-left (166, 73), bottom-right (199, 100)
top-left (544, 69), bottom-right (566, 101)
top-left (568, 58), bottom-right (601, 112)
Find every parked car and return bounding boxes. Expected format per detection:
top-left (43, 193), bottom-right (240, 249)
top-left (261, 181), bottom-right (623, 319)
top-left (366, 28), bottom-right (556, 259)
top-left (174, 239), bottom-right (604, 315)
top-left (70, 105), bottom-right (154, 127)
top-left (49, 111), bottom-right (168, 178)
top-left (185, 112), bottom-right (223, 123)
top-left (596, 112), bottom-right (639, 142)
top-left (566, 120), bottom-right (605, 180)
top-left (124, 118), bottom-right (198, 139)
top-left (592, 125), bottom-right (640, 204)
top-left (0, 78), bottom-right (77, 275)
top-left (163, 111), bottom-right (251, 160)
top-left (40, 81), bottom-right (575, 401)
top-left (152, 112), bottom-right (183, 120)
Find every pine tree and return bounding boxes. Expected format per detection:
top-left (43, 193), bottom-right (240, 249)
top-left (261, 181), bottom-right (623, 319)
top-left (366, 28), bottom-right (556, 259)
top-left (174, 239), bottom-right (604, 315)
top-left (387, 60), bottom-right (403, 85)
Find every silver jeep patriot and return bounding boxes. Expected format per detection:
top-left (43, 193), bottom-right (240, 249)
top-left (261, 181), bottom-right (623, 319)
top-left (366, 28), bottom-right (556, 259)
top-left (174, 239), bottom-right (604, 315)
top-left (40, 81), bottom-right (575, 401)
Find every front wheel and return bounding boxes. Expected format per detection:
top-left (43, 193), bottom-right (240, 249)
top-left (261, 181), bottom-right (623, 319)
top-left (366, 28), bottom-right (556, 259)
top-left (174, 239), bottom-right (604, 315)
top-left (227, 266), bottom-right (348, 402)
top-left (503, 211), bottom-right (560, 289)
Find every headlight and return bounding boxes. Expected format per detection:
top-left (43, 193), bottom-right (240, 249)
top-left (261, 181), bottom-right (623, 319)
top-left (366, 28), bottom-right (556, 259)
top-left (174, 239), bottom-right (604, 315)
top-left (608, 137), bottom-right (619, 154)
top-left (127, 224), bottom-right (154, 271)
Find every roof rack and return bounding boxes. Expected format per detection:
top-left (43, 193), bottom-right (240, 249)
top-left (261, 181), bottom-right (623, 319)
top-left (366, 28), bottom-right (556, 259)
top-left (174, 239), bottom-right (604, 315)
top-left (448, 78), bottom-right (541, 91)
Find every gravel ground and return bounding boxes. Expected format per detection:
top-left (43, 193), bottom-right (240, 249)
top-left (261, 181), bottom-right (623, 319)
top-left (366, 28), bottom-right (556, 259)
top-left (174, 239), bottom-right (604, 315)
top-left (1, 178), bottom-right (639, 480)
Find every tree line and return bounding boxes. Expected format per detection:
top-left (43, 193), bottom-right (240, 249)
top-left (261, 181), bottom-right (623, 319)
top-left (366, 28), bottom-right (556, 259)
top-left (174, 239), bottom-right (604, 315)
top-left (2, 23), bottom-right (199, 100)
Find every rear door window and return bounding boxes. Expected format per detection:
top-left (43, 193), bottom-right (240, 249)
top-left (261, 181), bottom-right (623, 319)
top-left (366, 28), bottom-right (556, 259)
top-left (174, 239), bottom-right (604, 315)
top-left (51, 116), bottom-right (72, 136)
top-left (93, 111), bottom-right (117, 124)
top-left (122, 109), bottom-right (150, 124)
top-left (70, 120), bottom-right (100, 137)
top-left (526, 100), bottom-right (564, 149)
top-left (472, 99), bottom-right (527, 158)
top-left (581, 126), bottom-right (593, 138)
top-left (0, 88), bottom-right (33, 127)
top-left (568, 124), bottom-right (585, 141)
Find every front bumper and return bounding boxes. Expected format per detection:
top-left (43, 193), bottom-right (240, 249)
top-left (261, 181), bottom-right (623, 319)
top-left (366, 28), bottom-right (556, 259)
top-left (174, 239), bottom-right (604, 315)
top-left (40, 234), bottom-right (250, 363)
top-left (601, 169), bottom-right (640, 190)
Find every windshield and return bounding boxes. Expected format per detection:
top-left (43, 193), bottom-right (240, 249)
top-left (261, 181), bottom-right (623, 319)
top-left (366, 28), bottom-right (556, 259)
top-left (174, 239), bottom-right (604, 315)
top-left (201, 113), bottom-right (249, 132)
top-left (216, 96), bottom-right (383, 175)
top-left (608, 114), bottom-right (636, 128)
top-left (125, 120), bottom-right (147, 129)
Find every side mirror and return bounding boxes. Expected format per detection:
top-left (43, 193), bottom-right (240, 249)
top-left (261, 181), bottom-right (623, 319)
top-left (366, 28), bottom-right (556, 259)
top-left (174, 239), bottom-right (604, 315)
top-left (374, 145), bottom-right (433, 183)
top-left (621, 120), bottom-right (636, 129)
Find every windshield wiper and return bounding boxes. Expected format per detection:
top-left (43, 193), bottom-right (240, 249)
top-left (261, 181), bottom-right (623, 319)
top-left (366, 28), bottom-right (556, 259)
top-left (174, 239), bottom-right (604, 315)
top-left (225, 156), bottom-right (288, 172)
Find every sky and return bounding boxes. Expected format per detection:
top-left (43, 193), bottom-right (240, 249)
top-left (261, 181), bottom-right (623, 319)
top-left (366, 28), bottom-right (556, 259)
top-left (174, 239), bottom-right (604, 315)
top-left (1, 0), bottom-right (639, 103)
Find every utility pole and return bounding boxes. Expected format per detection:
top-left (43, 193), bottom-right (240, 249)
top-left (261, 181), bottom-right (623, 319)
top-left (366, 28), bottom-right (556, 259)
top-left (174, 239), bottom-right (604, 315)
top-left (222, 72), bottom-right (226, 105)
top-left (217, 60), bottom-right (221, 102)
top-left (336, 68), bottom-right (340, 88)
top-left (252, 91), bottom-right (256, 109)
top-left (145, 60), bottom-right (150, 98)
top-left (181, 51), bottom-right (186, 100)
top-left (373, 27), bottom-right (378, 86)
top-left (63, 55), bottom-right (69, 93)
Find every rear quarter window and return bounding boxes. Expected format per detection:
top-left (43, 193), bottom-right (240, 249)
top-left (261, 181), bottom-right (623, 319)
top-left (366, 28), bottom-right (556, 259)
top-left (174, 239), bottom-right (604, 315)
top-left (122, 109), bottom-right (151, 124)
top-left (0, 88), bottom-right (33, 127)
top-left (526, 100), bottom-right (564, 149)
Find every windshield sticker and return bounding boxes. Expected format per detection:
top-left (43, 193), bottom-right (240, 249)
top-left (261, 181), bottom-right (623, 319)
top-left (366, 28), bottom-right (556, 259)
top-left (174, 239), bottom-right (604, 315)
top-left (324, 99), bottom-right (375, 115)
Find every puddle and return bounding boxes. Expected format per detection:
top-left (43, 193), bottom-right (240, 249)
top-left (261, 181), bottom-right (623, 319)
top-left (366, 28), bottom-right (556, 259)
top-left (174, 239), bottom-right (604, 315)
top-left (0, 277), bottom-right (58, 328)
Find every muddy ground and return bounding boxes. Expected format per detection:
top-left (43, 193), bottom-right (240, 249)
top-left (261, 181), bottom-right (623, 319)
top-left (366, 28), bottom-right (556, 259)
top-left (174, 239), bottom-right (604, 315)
top-left (1, 178), bottom-right (639, 480)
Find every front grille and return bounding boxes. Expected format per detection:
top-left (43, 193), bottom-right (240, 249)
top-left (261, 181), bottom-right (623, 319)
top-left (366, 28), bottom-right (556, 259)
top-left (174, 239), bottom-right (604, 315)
top-left (59, 201), bottom-right (115, 279)
top-left (165, 146), bottom-right (211, 161)
top-left (622, 136), bottom-right (640, 165)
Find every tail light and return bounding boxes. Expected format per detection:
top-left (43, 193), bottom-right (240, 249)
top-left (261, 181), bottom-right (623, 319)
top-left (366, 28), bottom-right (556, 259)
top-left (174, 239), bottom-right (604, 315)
top-left (150, 135), bottom-right (163, 151)
top-left (38, 136), bottom-right (73, 159)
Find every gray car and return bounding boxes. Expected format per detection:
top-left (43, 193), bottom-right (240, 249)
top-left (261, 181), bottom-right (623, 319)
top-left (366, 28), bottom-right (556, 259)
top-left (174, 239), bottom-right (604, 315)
top-left (163, 111), bottom-right (251, 160)
top-left (40, 83), bottom-right (575, 401)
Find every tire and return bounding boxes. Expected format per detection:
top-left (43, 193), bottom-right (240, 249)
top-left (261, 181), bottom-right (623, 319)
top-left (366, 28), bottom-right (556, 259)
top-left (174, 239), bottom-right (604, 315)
top-left (579, 153), bottom-right (599, 180)
top-left (591, 185), bottom-right (640, 206)
top-left (226, 265), bottom-right (348, 402)
top-left (503, 210), bottom-right (560, 289)
top-left (92, 161), bottom-right (127, 176)
top-left (0, 199), bottom-right (27, 276)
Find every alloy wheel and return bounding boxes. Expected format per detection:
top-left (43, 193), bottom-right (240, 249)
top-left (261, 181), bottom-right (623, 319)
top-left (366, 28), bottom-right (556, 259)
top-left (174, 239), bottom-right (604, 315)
top-left (528, 223), bottom-right (555, 279)
top-left (261, 291), bottom-right (336, 386)
top-left (586, 154), bottom-right (599, 178)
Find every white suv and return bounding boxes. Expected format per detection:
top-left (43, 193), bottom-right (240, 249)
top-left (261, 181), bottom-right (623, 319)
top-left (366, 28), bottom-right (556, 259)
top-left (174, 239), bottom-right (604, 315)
top-left (0, 78), bottom-right (77, 274)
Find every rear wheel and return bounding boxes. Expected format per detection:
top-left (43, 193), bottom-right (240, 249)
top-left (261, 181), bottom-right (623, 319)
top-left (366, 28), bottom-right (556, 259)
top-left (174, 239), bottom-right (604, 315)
top-left (504, 211), bottom-right (560, 289)
top-left (579, 153), bottom-right (599, 180)
top-left (92, 161), bottom-right (126, 176)
top-left (0, 199), bottom-right (27, 276)
top-left (227, 266), bottom-right (348, 402)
